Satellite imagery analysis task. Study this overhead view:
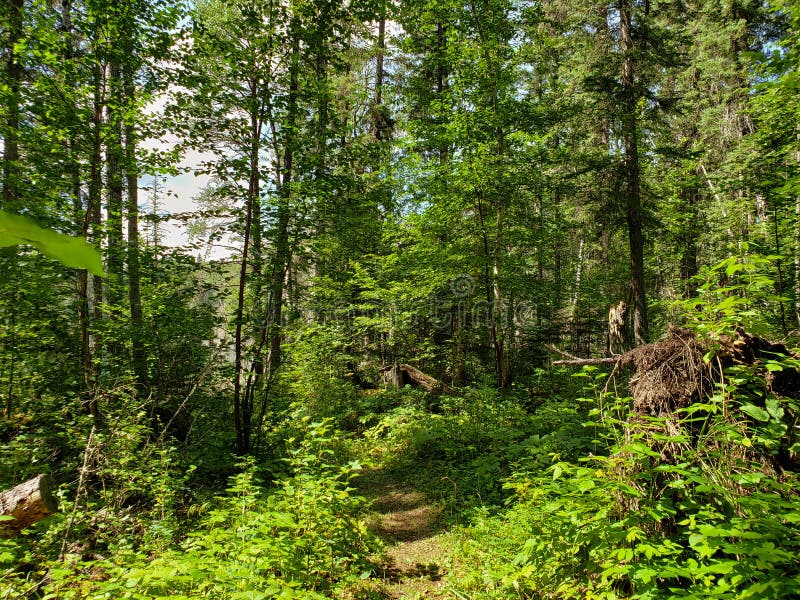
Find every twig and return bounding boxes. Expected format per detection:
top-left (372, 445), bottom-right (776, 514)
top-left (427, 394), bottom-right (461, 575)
top-left (59, 425), bottom-right (95, 560)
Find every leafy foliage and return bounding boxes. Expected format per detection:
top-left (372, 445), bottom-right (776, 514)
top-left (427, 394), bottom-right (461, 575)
top-left (448, 274), bottom-right (800, 599)
top-left (0, 211), bottom-right (103, 275)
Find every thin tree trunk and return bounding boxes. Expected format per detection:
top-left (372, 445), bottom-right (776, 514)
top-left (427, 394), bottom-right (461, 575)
top-left (4, 303), bottom-right (15, 417)
top-left (241, 99), bottom-right (264, 455)
top-left (372, 17), bottom-right (386, 139)
top-left (124, 66), bottom-right (147, 389)
top-left (0, 0), bottom-right (24, 419)
top-left (69, 143), bottom-right (91, 392)
top-left (773, 207), bottom-right (789, 335)
top-left (233, 135), bottom-right (257, 456)
top-left (436, 20), bottom-right (449, 163)
top-left (681, 186), bottom-right (700, 294)
top-left (62, 0), bottom-right (92, 393)
top-left (493, 200), bottom-right (507, 387)
top-left (375, 18), bottom-right (385, 107)
top-left (795, 125), bottom-right (800, 326)
top-left (572, 237), bottom-right (584, 316)
top-left (88, 62), bottom-right (104, 415)
top-left (106, 60), bottom-right (124, 311)
top-left (477, 193), bottom-right (507, 387)
top-left (436, 22), bottom-right (447, 95)
top-left (266, 33), bottom-right (299, 378)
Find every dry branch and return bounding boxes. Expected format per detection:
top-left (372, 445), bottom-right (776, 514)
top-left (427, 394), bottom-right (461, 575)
top-left (545, 344), bottom-right (584, 361)
top-left (553, 356), bottom-right (621, 367)
top-left (1, 474), bottom-right (58, 536)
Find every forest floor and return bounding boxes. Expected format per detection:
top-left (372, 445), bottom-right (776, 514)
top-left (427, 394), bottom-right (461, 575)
top-left (352, 470), bottom-right (460, 599)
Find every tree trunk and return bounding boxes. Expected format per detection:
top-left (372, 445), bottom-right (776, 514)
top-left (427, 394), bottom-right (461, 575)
top-left (372, 16), bottom-right (387, 139)
top-left (1, 0), bottom-right (23, 209)
top-left (268, 33), bottom-right (300, 377)
top-left (124, 66), bottom-right (147, 390)
top-left (62, 0), bottom-right (92, 394)
top-left (619, 0), bottom-right (648, 345)
top-left (106, 60), bottom-right (124, 311)
top-left (795, 125), bottom-right (800, 327)
top-left (492, 200), bottom-right (508, 387)
top-left (240, 97), bottom-right (265, 456)
top-left (375, 17), bottom-right (385, 108)
top-left (0, 475), bottom-right (58, 536)
top-left (232, 126), bottom-right (257, 456)
top-left (680, 186), bottom-right (700, 294)
top-left (88, 61), bottom-right (104, 416)
top-left (477, 193), bottom-right (506, 387)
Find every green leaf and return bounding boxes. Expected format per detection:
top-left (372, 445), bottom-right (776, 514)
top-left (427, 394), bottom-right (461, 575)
top-left (766, 397), bottom-right (784, 420)
top-left (725, 261), bottom-right (747, 276)
top-left (688, 533), bottom-right (705, 547)
top-left (0, 211), bottom-right (104, 276)
top-left (740, 404), bottom-right (770, 422)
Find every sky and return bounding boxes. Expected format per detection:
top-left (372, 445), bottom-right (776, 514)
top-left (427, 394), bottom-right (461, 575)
top-left (141, 97), bottom-right (227, 260)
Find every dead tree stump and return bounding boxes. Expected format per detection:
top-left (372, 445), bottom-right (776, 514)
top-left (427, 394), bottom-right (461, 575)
top-left (0, 474), bottom-right (58, 536)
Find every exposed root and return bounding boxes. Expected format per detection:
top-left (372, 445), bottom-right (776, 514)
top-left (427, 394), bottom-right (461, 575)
top-left (624, 327), bottom-right (718, 417)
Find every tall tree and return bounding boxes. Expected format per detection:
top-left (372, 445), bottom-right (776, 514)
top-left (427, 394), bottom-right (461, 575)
top-left (1, 0), bottom-right (23, 208)
top-left (618, 0), bottom-right (647, 344)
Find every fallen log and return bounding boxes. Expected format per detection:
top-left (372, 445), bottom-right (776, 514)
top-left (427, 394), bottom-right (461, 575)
top-left (382, 363), bottom-right (455, 394)
top-left (1, 474), bottom-right (58, 536)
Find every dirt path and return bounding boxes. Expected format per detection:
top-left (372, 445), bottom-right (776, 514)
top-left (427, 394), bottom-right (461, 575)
top-left (358, 476), bottom-right (454, 599)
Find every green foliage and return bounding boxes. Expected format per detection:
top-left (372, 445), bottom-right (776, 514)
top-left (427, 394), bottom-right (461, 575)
top-left (3, 0), bottom-right (800, 596)
top-left (355, 381), bottom-right (595, 509)
top-left (0, 212), bottom-right (104, 276)
top-left (679, 251), bottom-right (785, 339)
top-left (451, 378), bottom-right (800, 598)
top-left (277, 327), bottom-right (360, 429)
top-left (449, 279), bottom-right (800, 599)
top-left (32, 421), bottom-right (377, 599)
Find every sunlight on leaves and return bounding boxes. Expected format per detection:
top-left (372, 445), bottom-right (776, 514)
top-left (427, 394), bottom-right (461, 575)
top-left (0, 211), bottom-right (104, 276)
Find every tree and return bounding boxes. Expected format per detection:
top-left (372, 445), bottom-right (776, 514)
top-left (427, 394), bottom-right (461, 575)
top-left (750, 1), bottom-right (800, 325)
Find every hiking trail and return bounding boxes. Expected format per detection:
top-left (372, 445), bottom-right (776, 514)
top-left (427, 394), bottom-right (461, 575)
top-left (356, 472), bottom-right (457, 599)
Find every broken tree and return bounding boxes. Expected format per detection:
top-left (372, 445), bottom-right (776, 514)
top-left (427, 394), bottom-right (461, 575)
top-left (1, 474), bottom-right (58, 536)
top-left (552, 327), bottom-right (800, 417)
top-left (382, 363), bottom-right (455, 394)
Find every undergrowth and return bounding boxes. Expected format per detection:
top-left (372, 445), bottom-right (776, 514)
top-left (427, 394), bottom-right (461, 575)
top-left (449, 375), bottom-right (800, 599)
top-left (2, 419), bottom-right (378, 599)
top-left (3, 256), bottom-right (799, 600)
top-left (446, 258), bottom-right (800, 599)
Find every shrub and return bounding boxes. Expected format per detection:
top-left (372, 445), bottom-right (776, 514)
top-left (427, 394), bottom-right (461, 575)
top-left (40, 420), bottom-right (379, 599)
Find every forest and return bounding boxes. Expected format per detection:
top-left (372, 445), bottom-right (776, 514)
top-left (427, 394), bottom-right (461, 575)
top-left (1, 0), bottom-right (800, 598)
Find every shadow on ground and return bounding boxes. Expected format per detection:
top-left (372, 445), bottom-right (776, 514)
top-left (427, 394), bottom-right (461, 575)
top-left (350, 469), bottom-right (452, 599)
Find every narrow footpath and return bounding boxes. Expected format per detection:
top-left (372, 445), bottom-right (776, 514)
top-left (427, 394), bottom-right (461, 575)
top-left (355, 474), bottom-right (456, 599)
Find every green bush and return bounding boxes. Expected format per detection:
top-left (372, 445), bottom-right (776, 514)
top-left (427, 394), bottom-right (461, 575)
top-left (38, 420), bottom-right (379, 599)
top-left (451, 365), bottom-right (800, 599)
